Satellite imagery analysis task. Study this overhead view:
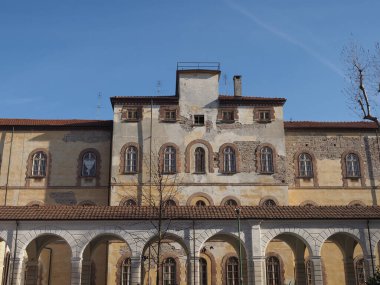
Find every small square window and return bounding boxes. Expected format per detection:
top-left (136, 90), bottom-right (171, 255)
top-left (222, 111), bottom-right (234, 122)
top-left (121, 108), bottom-right (141, 121)
top-left (194, 115), bottom-right (205, 126)
top-left (258, 111), bottom-right (271, 122)
top-left (165, 110), bottom-right (177, 121)
top-left (127, 110), bottom-right (138, 120)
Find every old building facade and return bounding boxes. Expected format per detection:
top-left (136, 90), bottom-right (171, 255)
top-left (0, 65), bottom-right (379, 285)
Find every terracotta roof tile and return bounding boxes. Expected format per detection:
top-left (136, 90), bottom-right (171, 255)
top-left (218, 95), bottom-right (286, 106)
top-left (0, 206), bottom-right (379, 221)
top-left (284, 121), bottom-right (378, 130)
top-left (0, 119), bottom-right (113, 129)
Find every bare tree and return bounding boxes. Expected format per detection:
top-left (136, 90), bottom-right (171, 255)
top-left (343, 42), bottom-right (380, 128)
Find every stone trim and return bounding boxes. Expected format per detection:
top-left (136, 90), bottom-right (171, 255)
top-left (159, 143), bottom-right (181, 174)
top-left (259, 196), bottom-right (280, 206)
top-left (341, 150), bottom-right (366, 187)
top-left (120, 106), bottom-right (143, 122)
top-left (159, 105), bottom-right (180, 122)
top-left (186, 192), bottom-right (214, 206)
top-left (218, 143), bottom-right (241, 174)
top-left (159, 254), bottom-right (182, 285)
top-left (184, 139), bottom-right (214, 173)
top-left (199, 251), bottom-right (217, 285)
top-left (119, 196), bottom-right (138, 206)
top-left (293, 150), bottom-right (319, 187)
top-left (221, 254), bottom-right (242, 285)
top-left (164, 197), bottom-right (180, 207)
top-left (217, 107), bottom-right (239, 123)
top-left (115, 255), bottom-right (131, 285)
top-left (76, 148), bottom-right (101, 187)
top-left (265, 252), bottom-right (285, 285)
top-left (25, 148), bottom-right (52, 187)
top-left (220, 196), bottom-right (241, 206)
top-left (119, 142), bottom-right (142, 174)
top-left (256, 143), bottom-right (277, 174)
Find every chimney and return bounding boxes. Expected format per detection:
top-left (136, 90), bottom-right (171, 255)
top-left (233, 75), bottom-right (242, 97)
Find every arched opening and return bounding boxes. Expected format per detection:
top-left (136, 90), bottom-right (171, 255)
top-left (201, 233), bottom-right (248, 285)
top-left (0, 239), bottom-right (10, 285)
top-left (321, 233), bottom-right (365, 285)
top-left (142, 234), bottom-right (189, 285)
top-left (265, 233), bottom-right (312, 285)
top-left (81, 234), bottom-right (131, 285)
top-left (24, 234), bottom-right (72, 285)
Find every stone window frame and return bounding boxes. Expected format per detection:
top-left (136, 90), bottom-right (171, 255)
top-left (76, 148), bottom-right (101, 186)
top-left (121, 106), bottom-right (143, 122)
top-left (199, 251), bottom-right (217, 285)
top-left (159, 105), bottom-right (180, 123)
top-left (217, 107), bottom-right (239, 123)
top-left (185, 139), bottom-right (214, 173)
top-left (218, 143), bottom-right (240, 174)
top-left (115, 255), bottom-right (131, 285)
top-left (120, 142), bottom-right (142, 175)
top-left (348, 200), bottom-right (366, 207)
top-left (160, 255), bottom-right (181, 285)
top-left (256, 143), bottom-right (276, 174)
top-left (341, 150), bottom-right (366, 187)
top-left (293, 150), bottom-right (319, 187)
top-left (353, 255), bottom-right (366, 285)
top-left (254, 106), bottom-right (275, 123)
top-left (159, 143), bottom-right (181, 174)
top-left (186, 192), bottom-right (214, 206)
top-left (120, 197), bottom-right (138, 206)
top-left (25, 148), bottom-right (51, 186)
top-left (259, 196), bottom-right (280, 207)
top-left (164, 198), bottom-right (178, 207)
top-left (220, 196), bottom-right (241, 206)
top-left (300, 200), bottom-right (318, 207)
top-left (265, 253), bottom-right (285, 285)
top-left (304, 258), bottom-right (314, 285)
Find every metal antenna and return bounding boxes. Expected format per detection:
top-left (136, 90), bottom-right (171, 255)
top-left (96, 92), bottom-right (103, 118)
top-left (223, 74), bottom-right (228, 96)
top-left (156, 80), bottom-right (161, 96)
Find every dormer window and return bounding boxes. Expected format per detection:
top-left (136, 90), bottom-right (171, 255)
top-left (194, 115), bottom-right (205, 126)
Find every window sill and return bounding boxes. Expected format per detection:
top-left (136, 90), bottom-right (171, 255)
top-left (162, 172), bottom-right (177, 175)
top-left (193, 124), bottom-right (205, 127)
top-left (297, 176), bottom-right (313, 179)
top-left (221, 172), bottom-right (236, 175)
top-left (123, 119), bottom-right (140, 122)
top-left (217, 120), bottom-right (236, 124)
top-left (28, 176), bottom-right (46, 179)
top-left (346, 176), bottom-right (361, 180)
top-left (257, 120), bottom-right (272, 124)
top-left (160, 119), bottom-right (177, 123)
top-left (193, 172), bottom-right (206, 175)
top-left (260, 172), bottom-right (274, 175)
top-left (124, 172), bottom-right (138, 175)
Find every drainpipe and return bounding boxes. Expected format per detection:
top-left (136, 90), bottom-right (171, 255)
top-left (10, 220), bottom-right (19, 285)
top-left (4, 127), bottom-right (14, 206)
top-left (367, 220), bottom-right (375, 276)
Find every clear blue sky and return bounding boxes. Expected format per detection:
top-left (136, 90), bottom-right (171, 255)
top-left (1, 0), bottom-right (379, 121)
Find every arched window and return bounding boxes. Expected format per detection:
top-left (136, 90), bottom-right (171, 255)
top-left (299, 153), bottom-right (313, 177)
top-left (195, 147), bottom-right (206, 173)
top-left (355, 258), bottom-right (365, 285)
top-left (305, 259), bottom-right (313, 285)
top-left (196, 200), bottom-right (206, 207)
top-left (81, 151), bottom-right (97, 177)
top-left (199, 258), bottom-right (208, 285)
top-left (163, 258), bottom-right (176, 285)
top-left (266, 256), bottom-right (281, 285)
top-left (165, 199), bottom-right (177, 207)
top-left (123, 199), bottom-right (137, 207)
top-left (224, 147), bottom-right (236, 173)
top-left (261, 147), bottom-right (274, 173)
top-left (32, 151), bottom-right (47, 177)
top-left (225, 199), bottom-right (238, 206)
top-left (263, 199), bottom-right (277, 207)
top-left (120, 258), bottom-right (131, 285)
top-left (125, 146), bottom-right (138, 173)
top-left (164, 146), bottom-right (176, 173)
top-left (226, 257), bottom-right (239, 285)
top-left (346, 153), bottom-right (361, 177)
top-left (1, 252), bottom-right (10, 285)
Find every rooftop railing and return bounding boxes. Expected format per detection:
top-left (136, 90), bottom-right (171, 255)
top-left (177, 62), bottom-right (220, 70)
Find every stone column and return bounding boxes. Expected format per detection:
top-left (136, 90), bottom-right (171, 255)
top-left (8, 257), bottom-right (24, 285)
top-left (310, 256), bottom-right (324, 285)
top-left (364, 255), bottom-right (376, 280)
top-left (188, 256), bottom-right (199, 285)
top-left (294, 258), bottom-right (307, 285)
top-left (252, 256), bottom-right (266, 285)
top-left (130, 256), bottom-right (142, 285)
top-left (80, 259), bottom-right (92, 285)
top-left (24, 260), bottom-right (38, 285)
top-left (71, 257), bottom-right (82, 285)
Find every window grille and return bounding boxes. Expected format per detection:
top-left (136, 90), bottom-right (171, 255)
top-left (81, 152), bottom-right (96, 177)
top-left (346, 153), bottom-right (360, 177)
top-left (266, 256), bottom-right (281, 285)
top-left (164, 146), bottom-right (176, 173)
top-left (32, 151), bottom-right (47, 177)
top-left (355, 258), bottom-right (365, 285)
top-left (261, 147), bottom-right (274, 173)
top-left (299, 153), bottom-right (313, 177)
top-left (224, 147), bottom-right (236, 173)
top-left (199, 258), bottom-right (208, 285)
top-left (125, 146), bottom-right (138, 173)
top-left (225, 199), bottom-right (238, 206)
top-left (163, 258), bottom-right (176, 285)
top-left (226, 257), bottom-right (239, 285)
top-left (121, 258), bottom-right (131, 285)
top-left (195, 147), bottom-right (206, 173)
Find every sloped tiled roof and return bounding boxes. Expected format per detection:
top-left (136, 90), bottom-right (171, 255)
top-left (284, 121), bottom-right (378, 130)
top-left (1, 206), bottom-right (379, 221)
top-left (0, 119), bottom-right (113, 130)
top-left (218, 95), bottom-right (286, 106)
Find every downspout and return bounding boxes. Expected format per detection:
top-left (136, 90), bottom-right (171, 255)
top-left (192, 219), bottom-right (196, 285)
top-left (4, 127), bottom-right (14, 206)
top-left (367, 220), bottom-right (375, 276)
top-left (10, 220), bottom-right (19, 285)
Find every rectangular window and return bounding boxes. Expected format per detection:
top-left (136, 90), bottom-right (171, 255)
top-left (222, 111), bottom-right (234, 122)
top-left (127, 110), bottom-right (138, 120)
top-left (121, 107), bottom-right (142, 121)
top-left (194, 115), bottom-right (205, 126)
top-left (164, 110), bottom-right (177, 121)
top-left (259, 110), bottom-right (271, 122)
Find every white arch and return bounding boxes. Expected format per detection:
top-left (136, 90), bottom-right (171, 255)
top-left (261, 227), bottom-right (315, 256)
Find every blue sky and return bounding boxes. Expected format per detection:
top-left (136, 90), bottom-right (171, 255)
top-left (0, 0), bottom-right (379, 121)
